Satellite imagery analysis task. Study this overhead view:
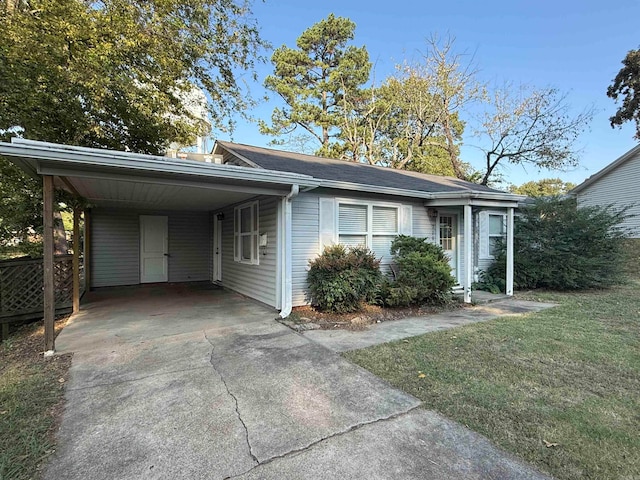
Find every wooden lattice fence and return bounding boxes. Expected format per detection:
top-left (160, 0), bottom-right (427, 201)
top-left (0, 255), bottom-right (75, 321)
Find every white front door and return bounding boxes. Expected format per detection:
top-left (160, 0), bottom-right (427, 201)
top-left (212, 215), bottom-right (222, 282)
top-left (140, 215), bottom-right (168, 283)
top-left (438, 214), bottom-right (458, 281)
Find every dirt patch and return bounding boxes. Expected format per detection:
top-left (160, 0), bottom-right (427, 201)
top-left (0, 316), bottom-right (73, 479)
top-left (286, 301), bottom-right (463, 331)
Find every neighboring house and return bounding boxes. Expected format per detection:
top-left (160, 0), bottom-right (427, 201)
top-left (0, 138), bottom-right (522, 317)
top-left (571, 144), bottom-right (640, 238)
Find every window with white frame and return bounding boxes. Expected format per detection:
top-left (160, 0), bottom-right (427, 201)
top-left (338, 202), bottom-right (399, 261)
top-left (234, 201), bottom-right (259, 264)
top-left (488, 214), bottom-right (506, 257)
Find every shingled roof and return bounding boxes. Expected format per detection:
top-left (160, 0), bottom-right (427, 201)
top-left (215, 141), bottom-right (507, 196)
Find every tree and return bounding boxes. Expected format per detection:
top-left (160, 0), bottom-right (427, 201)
top-left (337, 36), bottom-right (481, 178)
top-left (0, 0), bottom-right (266, 252)
top-left (509, 178), bottom-right (576, 197)
top-left (260, 14), bottom-right (370, 157)
top-left (607, 48), bottom-right (640, 139)
top-left (0, 0), bottom-right (266, 153)
top-left (475, 85), bottom-right (594, 185)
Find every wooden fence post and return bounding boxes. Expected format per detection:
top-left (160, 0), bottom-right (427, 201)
top-left (43, 175), bottom-right (55, 352)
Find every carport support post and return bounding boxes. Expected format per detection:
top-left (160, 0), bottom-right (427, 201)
top-left (84, 209), bottom-right (91, 291)
top-left (463, 204), bottom-right (473, 303)
top-left (72, 207), bottom-right (80, 313)
top-left (506, 207), bottom-right (515, 296)
top-left (43, 175), bottom-right (55, 352)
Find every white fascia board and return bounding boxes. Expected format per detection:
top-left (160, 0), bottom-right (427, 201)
top-left (319, 179), bottom-right (522, 203)
top-left (0, 140), bottom-right (318, 187)
top-left (423, 198), bottom-right (521, 208)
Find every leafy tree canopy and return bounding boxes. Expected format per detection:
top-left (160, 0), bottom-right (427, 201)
top-left (1, 0), bottom-right (267, 152)
top-left (0, 0), bottom-right (266, 252)
top-left (508, 178), bottom-right (576, 197)
top-left (607, 48), bottom-right (640, 140)
top-left (260, 13), bottom-right (370, 157)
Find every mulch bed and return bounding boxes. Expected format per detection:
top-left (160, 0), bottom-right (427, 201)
top-left (287, 301), bottom-right (464, 331)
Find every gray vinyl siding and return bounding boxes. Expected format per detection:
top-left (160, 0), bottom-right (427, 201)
top-left (290, 192), bottom-right (436, 307)
top-left (90, 209), bottom-right (210, 288)
top-left (219, 196), bottom-right (278, 307)
top-left (576, 151), bottom-right (640, 238)
top-left (91, 210), bottom-right (139, 287)
top-left (291, 194), bottom-right (320, 306)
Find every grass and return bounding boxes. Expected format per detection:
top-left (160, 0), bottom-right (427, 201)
top-left (0, 319), bottom-right (71, 480)
top-left (345, 282), bottom-right (640, 480)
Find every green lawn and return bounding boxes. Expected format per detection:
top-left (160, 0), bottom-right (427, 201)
top-left (345, 282), bottom-right (640, 480)
top-left (0, 321), bottom-right (71, 480)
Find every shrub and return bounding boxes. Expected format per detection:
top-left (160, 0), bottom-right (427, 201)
top-left (307, 244), bottom-right (382, 313)
top-left (486, 197), bottom-right (631, 290)
top-left (473, 269), bottom-right (505, 294)
top-left (383, 235), bottom-right (455, 306)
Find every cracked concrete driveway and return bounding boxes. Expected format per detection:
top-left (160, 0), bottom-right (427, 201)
top-left (46, 285), bottom-right (551, 480)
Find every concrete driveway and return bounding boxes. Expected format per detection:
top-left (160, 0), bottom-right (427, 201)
top-left (47, 284), bottom-right (551, 480)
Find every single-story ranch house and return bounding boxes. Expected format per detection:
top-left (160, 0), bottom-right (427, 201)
top-left (0, 138), bottom-right (521, 320)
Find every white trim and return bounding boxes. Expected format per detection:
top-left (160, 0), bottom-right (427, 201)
top-left (336, 199), bottom-right (403, 260)
top-left (487, 213), bottom-right (507, 259)
top-left (234, 201), bottom-right (259, 265)
top-left (506, 207), bottom-right (515, 296)
top-left (325, 179), bottom-right (523, 203)
top-left (463, 205), bottom-right (473, 303)
top-left (436, 211), bottom-right (460, 284)
top-left (279, 185), bottom-right (299, 318)
top-left (479, 209), bottom-right (508, 260)
top-left (139, 215), bottom-right (168, 283)
top-left (0, 139), bottom-right (317, 186)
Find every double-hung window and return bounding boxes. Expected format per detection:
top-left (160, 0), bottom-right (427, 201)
top-left (234, 201), bottom-right (259, 265)
top-left (338, 202), bottom-right (399, 261)
top-left (488, 214), bottom-right (506, 257)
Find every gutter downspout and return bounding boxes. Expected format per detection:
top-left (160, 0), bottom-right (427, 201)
top-left (279, 184), bottom-right (299, 318)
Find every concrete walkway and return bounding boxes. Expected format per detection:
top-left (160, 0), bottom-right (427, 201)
top-left (47, 286), bottom-right (552, 480)
top-left (303, 299), bottom-right (557, 352)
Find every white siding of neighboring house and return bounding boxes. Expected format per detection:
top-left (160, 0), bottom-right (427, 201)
top-left (219, 196), bottom-right (279, 308)
top-left (90, 209), bottom-right (210, 288)
top-left (291, 191), bottom-right (436, 307)
top-left (576, 150), bottom-right (640, 238)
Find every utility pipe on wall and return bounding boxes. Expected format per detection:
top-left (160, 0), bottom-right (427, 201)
top-left (279, 184), bottom-right (299, 318)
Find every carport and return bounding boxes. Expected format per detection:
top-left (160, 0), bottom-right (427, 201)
top-left (0, 138), bottom-right (318, 351)
top-left (53, 282), bottom-right (276, 354)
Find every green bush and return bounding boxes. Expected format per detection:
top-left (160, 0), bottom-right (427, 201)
top-left (383, 235), bottom-right (455, 306)
top-left (486, 197), bottom-right (631, 290)
top-left (307, 244), bottom-right (382, 313)
top-left (473, 269), bottom-right (505, 294)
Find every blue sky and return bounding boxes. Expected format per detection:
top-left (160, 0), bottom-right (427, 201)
top-left (223, 0), bottom-right (639, 187)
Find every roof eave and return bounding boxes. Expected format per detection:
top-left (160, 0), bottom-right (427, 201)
top-left (571, 143), bottom-right (640, 194)
top-left (319, 179), bottom-right (522, 203)
top-left (0, 139), bottom-right (319, 188)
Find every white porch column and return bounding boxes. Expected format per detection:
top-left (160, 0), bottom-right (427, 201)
top-left (463, 204), bottom-right (473, 303)
top-left (506, 206), bottom-right (515, 296)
